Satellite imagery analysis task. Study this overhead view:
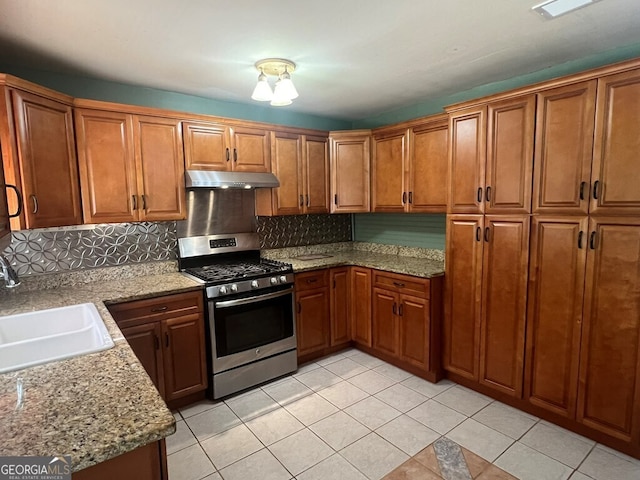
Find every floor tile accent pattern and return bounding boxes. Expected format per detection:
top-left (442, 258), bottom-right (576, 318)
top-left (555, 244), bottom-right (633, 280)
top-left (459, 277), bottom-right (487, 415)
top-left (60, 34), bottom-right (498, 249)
top-left (167, 349), bottom-right (640, 480)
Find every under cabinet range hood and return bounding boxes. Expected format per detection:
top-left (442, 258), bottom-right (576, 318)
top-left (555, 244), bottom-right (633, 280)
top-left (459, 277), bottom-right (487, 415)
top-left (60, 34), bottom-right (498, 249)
top-left (185, 170), bottom-right (280, 189)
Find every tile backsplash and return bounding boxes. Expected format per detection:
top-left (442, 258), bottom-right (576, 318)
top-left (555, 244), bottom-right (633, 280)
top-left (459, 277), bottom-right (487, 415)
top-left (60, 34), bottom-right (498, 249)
top-left (2, 214), bottom-right (352, 276)
top-left (3, 222), bottom-right (178, 276)
top-left (257, 214), bottom-right (352, 248)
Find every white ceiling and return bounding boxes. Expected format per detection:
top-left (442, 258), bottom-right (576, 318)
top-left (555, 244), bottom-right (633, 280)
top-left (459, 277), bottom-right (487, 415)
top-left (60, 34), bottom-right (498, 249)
top-left (0, 0), bottom-right (639, 121)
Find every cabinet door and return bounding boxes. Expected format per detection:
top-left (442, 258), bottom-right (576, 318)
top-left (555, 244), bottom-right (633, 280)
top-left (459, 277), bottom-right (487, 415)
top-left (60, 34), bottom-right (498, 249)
top-left (162, 313), bottom-right (208, 402)
top-left (330, 267), bottom-right (350, 346)
top-left (121, 322), bottom-right (165, 397)
top-left (410, 120), bottom-right (448, 213)
top-left (230, 126), bottom-right (270, 172)
top-left (330, 132), bottom-right (370, 213)
top-left (577, 217), bottom-right (640, 443)
top-left (590, 69), bottom-right (640, 215)
top-left (479, 215), bottom-right (529, 397)
top-left (183, 121), bottom-right (231, 171)
top-left (351, 267), bottom-right (372, 347)
top-left (485, 95), bottom-right (535, 214)
top-left (75, 109), bottom-right (138, 223)
top-left (303, 135), bottom-right (329, 214)
top-left (525, 216), bottom-right (587, 418)
top-left (296, 288), bottom-right (330, 356)
top-left (372, 287), bottom-right (398, 356)
top-left (532, 81), bottom-right (596, 215)
top-left (135, 116), bottom-right (186, 221)
top-left (399, 294), bottom-right (430, 370)
top-left (372, 130), bottom-right (407, 212)
top-left (11, 90), bottom-right (82, 228)
top-left (270, 131), bottom-right (302, 215)
top-left (449, 107), bottom-right (486, 214)
top-left (444, 215), bottom-right (483, 379)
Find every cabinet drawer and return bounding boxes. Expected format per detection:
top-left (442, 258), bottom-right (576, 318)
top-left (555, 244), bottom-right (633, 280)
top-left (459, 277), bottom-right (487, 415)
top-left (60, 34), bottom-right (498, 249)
top-left (373, 271), bottom-right (430, 298)
top-left (295, 269), bottom-right (329, 292)
top-left (108, 290), bottom-right (204, 327)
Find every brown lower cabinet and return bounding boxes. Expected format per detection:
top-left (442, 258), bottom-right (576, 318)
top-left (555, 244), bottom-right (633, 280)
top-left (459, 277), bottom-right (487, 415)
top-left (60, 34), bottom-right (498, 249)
top-left (296, 266), bottom-right (442, 382)
top-left (447, 215), bottom-right (640, 457)
top-left (73, 440), bottom-right (167, 480)
top-left (107, 291), bottom-right (208, 408)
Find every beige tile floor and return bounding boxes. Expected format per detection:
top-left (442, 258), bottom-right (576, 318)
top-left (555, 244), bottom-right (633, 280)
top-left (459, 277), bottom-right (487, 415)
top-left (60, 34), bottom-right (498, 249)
top-left (167, 349), bottom-right (640, 480)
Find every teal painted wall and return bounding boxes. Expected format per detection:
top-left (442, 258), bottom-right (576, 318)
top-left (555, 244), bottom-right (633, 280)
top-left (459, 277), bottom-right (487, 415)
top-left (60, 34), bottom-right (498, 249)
top-left (354, 42), bottom-right (640, 129)
top-left (0, 65), bottom-right (351, 131)
top-left (353, 213), bottom-right (446, 250)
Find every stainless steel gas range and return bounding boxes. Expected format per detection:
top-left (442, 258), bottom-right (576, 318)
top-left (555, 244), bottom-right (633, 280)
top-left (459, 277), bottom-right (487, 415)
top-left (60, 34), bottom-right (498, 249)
top-left (177, 172), bottom-right (296, 399)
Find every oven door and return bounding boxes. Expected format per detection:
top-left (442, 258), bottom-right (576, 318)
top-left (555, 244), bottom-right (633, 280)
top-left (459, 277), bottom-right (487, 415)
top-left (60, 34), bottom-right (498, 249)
top-left (209, 285), bottom-right (297, 373)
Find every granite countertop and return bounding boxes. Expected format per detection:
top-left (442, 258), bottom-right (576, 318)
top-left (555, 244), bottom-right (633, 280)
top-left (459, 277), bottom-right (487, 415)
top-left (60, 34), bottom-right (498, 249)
top-left (0, 261), bottom-right (202, 472)
top-left (262, 242), bottom-right (445, 278)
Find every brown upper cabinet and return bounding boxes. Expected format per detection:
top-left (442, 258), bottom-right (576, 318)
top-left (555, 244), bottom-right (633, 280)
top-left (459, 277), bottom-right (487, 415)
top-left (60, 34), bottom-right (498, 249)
top-left (75, 108), bottom-right (186, 223)
top-left (183, 121), bottom-right (270, 173)
top-left (448, 95), bottom-right (535, 214)
top-left (329, 130), bottom-right (371, 213)
top-left (532, 81), bottom-right (596, 215)
top-left (256, 132), bottom-right (329, 216)
top-left (590, 68), bottom-right (640, 216)
top-left (372, 115), bottom-right (448, 213)
top-left (0, 87), bottom-right (82, 229)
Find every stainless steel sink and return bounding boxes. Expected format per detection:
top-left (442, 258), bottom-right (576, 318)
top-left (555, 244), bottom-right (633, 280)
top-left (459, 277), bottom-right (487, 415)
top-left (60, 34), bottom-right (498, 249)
top-left (0, 303), bottom-right (114, 373)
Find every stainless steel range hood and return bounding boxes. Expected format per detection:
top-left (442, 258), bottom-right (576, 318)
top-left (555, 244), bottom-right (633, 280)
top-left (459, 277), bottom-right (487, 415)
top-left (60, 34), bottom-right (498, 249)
top-left (186, 170), bottom-right (280, 189)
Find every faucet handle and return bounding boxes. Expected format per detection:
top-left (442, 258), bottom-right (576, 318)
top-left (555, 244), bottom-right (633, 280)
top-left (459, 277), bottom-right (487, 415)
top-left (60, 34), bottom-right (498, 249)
top-left (0, 254), bottom-right (20, 288)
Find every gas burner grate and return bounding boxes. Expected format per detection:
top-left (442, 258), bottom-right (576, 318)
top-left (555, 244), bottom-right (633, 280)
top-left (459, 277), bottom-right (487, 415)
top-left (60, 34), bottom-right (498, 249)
top-left (184, 258), bottom-right (291, 283)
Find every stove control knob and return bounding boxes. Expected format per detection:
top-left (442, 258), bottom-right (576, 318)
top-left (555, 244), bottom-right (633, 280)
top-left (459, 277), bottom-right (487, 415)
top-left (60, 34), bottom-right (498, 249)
top-left (219, 286), bottom-right (228, 295)
top-left (279, 275), bottom-right (287, 284)
top-left (251, 280), bottom-right (259, 289)
top-left (270, 277), bottom-right (278, 285)
top-left (230, 284), bottom-right (238, 292)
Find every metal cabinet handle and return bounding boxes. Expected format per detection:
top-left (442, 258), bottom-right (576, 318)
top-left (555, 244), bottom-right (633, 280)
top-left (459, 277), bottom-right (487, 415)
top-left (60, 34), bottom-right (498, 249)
top-left (477, 187), bottom-right (483, 203)
top-left (486, 186), bottom-right (491, 202)
top-left (392, 302), bottom-right (397, 315)
top-left (589, 231), bottom-right (597, 250)
top-left (393, 281), bottom-right (405, 288)
top-left (299, 194), bottom-right (304, 207)
top-left (307, 278), bottom-right (318, 283)
top-left (151, 305), bottom-right (168, 313)
top-left (132, 195), bottom-right (138, 210)
top-left (402, 192), bottom-right (407, 204)
top-left (334, 194), bottom-right (338, 205)
top-left (578, 231), bottom-right (584, 249)
top-left (408, 191), bottom-right (413, 204)
top-left (30, 194), bottom-right (38, 214)
top-left (484, 226), bottom-right (490, 242)
top-left (579, 181), bottom-right (587, 200)
top-left (297, 302), bottom-right (302, 314)
top-left (476, 227), bottom-right (481, 242)
top-left (233, 148), bottom-right (238, 162)
top-left (226, 148), bottom-right (230, 162)
top-left (593, 180), bottom-right (600, 200)
top-left (165, 332), bottom-right (169, 347)
top-left (154, 334), bottom-right (160, 350)
top-left (142, 194), bottom-right (147, 210)
top-left (306, 194), bottom-right (309, 207)
top-left (3, 184), bottom-right (22, 217)
top-left (398, 304), bottom-right (403, 316)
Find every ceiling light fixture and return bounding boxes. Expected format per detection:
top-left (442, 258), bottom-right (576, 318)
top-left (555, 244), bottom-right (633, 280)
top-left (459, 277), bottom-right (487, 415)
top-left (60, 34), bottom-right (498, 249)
top-left (532, 0), bottom-right (601, 19)
top-left (251, 58), bottom-right (298, 107)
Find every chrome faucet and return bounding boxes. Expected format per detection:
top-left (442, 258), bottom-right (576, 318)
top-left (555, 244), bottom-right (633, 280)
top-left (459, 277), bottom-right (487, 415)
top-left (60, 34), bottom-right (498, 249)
top-left (0, 254), bottom-right (20, 288)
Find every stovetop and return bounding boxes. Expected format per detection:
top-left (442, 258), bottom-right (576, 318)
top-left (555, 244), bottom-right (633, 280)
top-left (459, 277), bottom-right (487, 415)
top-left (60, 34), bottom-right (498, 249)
top-left (183, 258), bottom-right (292, 284)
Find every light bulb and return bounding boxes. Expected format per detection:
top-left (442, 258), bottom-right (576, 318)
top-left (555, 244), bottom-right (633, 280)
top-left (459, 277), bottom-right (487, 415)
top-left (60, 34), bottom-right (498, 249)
top-left (251, 70), bottom-right (273, 101)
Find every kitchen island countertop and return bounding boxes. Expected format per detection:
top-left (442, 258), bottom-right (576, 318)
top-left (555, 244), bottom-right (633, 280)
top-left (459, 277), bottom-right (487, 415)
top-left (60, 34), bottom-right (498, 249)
top-left (0, 263), bottom-right (202, 472)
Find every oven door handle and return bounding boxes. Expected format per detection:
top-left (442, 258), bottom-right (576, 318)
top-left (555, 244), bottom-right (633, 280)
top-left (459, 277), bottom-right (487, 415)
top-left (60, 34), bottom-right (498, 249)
top-left (214, 286), bottom-right (294, 309)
